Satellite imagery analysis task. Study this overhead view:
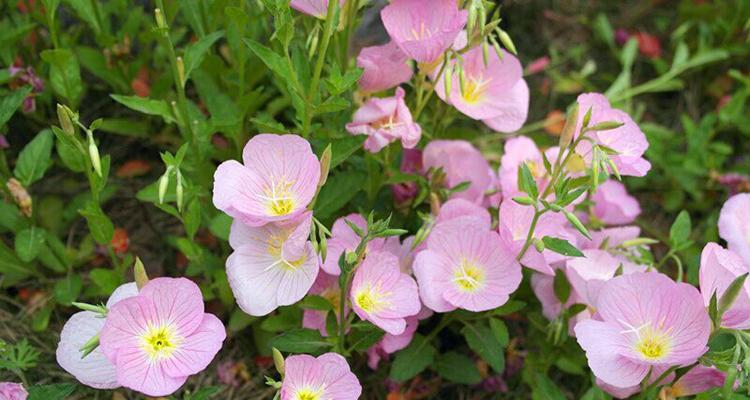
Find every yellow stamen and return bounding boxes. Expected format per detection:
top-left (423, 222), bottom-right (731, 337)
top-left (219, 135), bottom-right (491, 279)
top-left (354, 286), bottom-right (388, 313)
top-left (262, 177), bottom-right (296, 217)
top-left (453, 259), bottom-right (485, 292)
top-left (462, 77), bottom-right (492, 104)
top-left (295, 388), bottom-right (323, 400)
top-left (140, 324), bottom-right (181, 360)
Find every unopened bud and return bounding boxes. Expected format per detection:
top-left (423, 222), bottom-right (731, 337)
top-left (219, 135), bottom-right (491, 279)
top-left (533, 238), bottom-right (545, 253)
top-left (134, 257), bottom-right (149, 290)
top-left (176, 56), bottom-right (185, 87)
top-left (443, 64), bottom-right (453, 95)
top-left (79, 333), bottom-right (100, 359)
top-left (482, 40), bottom-right (490, 66)
top-left (318, 145), bottom-right (332, 188)
top-left (154, 8), bottom-right (166, 29)
top-left (564, 210), bottom-right (592, 240)
top-left (158, 168), bottom-right (171, 204)
top-left (308, 32), bottom-right (320, 60)
top-left (87, 131), bottom-right (102, 177)
top-left (6, 178), bottom-right (32, 217)
top-left (512, 196), bottom-right (535, 206)
top-left (458, 65), bottom-right (467, 98)
top-left (72, 302), bottom-right (107, 315)
top-left (57, 104), bottom-right (75, 135)
top-left (429, 192), bottom-right (441, 215)
top-left (272, 347), bottom-right (285, 378)
top-left (559, 103), bottom-right (579, 151)
top-left (498, 29), bottom-right (517, 55)
top-left (176, 170), bottom-right (184, 211)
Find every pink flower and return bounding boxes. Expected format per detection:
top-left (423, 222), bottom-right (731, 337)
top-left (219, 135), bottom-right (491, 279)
top-left (718, 193), bottom-right (750, 266)
top-left (56, 283), bottom-right (139, 389)
top-left (367, 307), bottom-right (432, 369)
top-left (526, 56), bottom-right (550, 75)
top-left (346, 87), bottom-right (421, 153)
top-left (302, 272), bottom-right (347, 336)
top-left (498, 137), bottom-right (557, 198)
top-left (699, 243), bottom-right (750, 329)
top-left (99, 278), bottom-right (226, 397)
top-left (280, 353), bottom-right (361, 400)
top-left (435, 46), bottom-right (529, 132)
top-left (381, 235), bottom-right (417, 274)
top-left (422, 140), bottom-right (493, 204)
top-left (596, 367), bottom-right (674, 399)
top-left (591, 180), bottom-right (641, 225)
top-left (322, 214), bottom-right (386, 276)
top-left (213, 134), bottom-right (320, 227)
top-left (350, 251), bottom-right (420, 335)
top-left (497, 199), bottom-right (578, 275)
top-left (289, 0), bottom-right (344, 18)
top-left (566, 249), bottom-right (647, 307)
top-left (435, 198), bottom-right (491, 228)
top-left (0, 383), bottom-right (27, 400)
top-left (531, 272), bottom-right (587, 323)
top-left (357, 41), bottom-right (414, 93)
top-left (574, 272), bottom-right (711, 389)
top-left (380, 0), bottom-right (468, 64)
top-left (669, 366), bottom-right (727, 397)
top-left (227, 212), bottom-right (319, 316)
top-left (586, 226), bottom-right (642, 250)
top-left (574, 93), bottom-right (651, 177)
top-left (413, 217), bottom-right (522, 312)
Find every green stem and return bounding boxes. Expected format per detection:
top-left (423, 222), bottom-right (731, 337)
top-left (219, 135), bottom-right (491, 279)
top-left (516, 207), bottom-right (543, 261)
top-left (413, 54), bottom-right (450, 121)
top-left (155, 0), bottom-right (197, 150)
top-left (302, 0), bottom-right (338, 136)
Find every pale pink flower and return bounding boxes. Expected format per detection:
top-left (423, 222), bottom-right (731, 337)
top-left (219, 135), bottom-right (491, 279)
top-left (586, 226), bottom-right (642, 250)
top-left (596, 367), bottom-right (674, 399)
top-left (718, 193), bottom-right (750, 266)
top-left (0, 383), bottom-right (27, 400)
top-left (669, 366), bottom-right (727, 397)
top-left (381, 235), bottom-right (417, 274)
top-left (380, 0), bottom-right (468, 64)
top-left (99, 278), bottom-right (226, 397)
top-left (213, 134), bottom-right (320, 227)
top-left (290, 0), bottom-right (344, 18)
top-left (497, 199), bottom-right (578, 275)
top-left (422, 140), bottom-right (493, 204)
top-left (357, 41), bottom-right (413, 93)
top-left (56, 283), bottom-right (139, 389)
top-left (526, 56), bottom-right (550, 75)
top-left (698, 243), bottom-right (750, 329)
top-left (591, 180), bottom-right (641, 225)
top-left (566, 249), bottom-right (647, 307)
top-left (280, 353), bottom-right (361, 400)
top-left (367, 307), bottom-right (432, 369)
top-left (350, 251), bottom-right (420, 335)
top-left (575, 272), bottom-right (710, 389)
top-left (346, 87), bottom-right (421, 153)
top-left (435, 198), bottom-right (491, 229)
top-left (322, 214), bottom-right (385, 275)
top-left (302, 272), bottom-right (347, 336)
top-left (413, 217), bottom-right (522, 312)
top-left (435, 46), bottom-right (529, 132)
top-left (531, 272), bottom-right (586, 323)
top-left (391, 148), bottom-right (422, 204)
top-left (574, 93), bottom-right (651, 177)
top-left (227, 212), bottom-right (319, 316)
top-left (498, 137), bottom-right (557, 197)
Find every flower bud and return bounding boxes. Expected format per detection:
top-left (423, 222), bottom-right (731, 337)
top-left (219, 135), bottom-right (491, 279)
top-left (87, 131), bottom-right (102, 177)
top-left (443, 63), bottom-right (453, 95)
top-left (57, 104), bottom-right (75, 135)
top-left (134, 257), bottom-right (149, 290)
top-left (176, 170), bottom-right (184, 211)
top-left (559, 103), bottom-right (579, 151)
top-left (158, 168), bottom-right (171, 204)
top-left (318, 144), bottom-right (332, 188)
top-left (154, 8), bottom-right (166, 29)
top-left (272, 347), bottom-right (285, 378)
top-left (533, 238), bottom-right (545, 253)
top-left (6, 178), bottom-right (32, 217)
top-left (564, 210), bottom-right (592, 240)
top-left (176, 56), bottom-right (185, 88)
top-left (79, 333), bottom-right (100, 359)
top-left (498, 29), bottom-right (518, 55)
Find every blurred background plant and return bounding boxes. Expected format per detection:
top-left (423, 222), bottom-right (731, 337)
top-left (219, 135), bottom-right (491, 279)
top-left (0, 0), bottom-right (748, 398)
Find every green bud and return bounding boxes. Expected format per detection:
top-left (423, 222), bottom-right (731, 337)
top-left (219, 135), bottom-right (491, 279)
top-left (154, 8), bottom-right (167, 29)
top-left (443, 63), bottom-right (453, 96)
top-left (582, 107), bottom-right (593, 128)
top-left (72, 302), bottom-right (107, 315)
top-left (512, 196), bottom-right (535, 206)
top-left (318, 144), bottom-right (332, 188)
top-left (620, 238), bottom-right (659, 247)
top-left (57, 104), bottom-right (75, 135)
top-left (497, 29), bottom-right (517, 55)
top-left (482, 40), bottom-right (490, 66)
top-left (87, 131), bottom-right (102, 177)
top-left (176, 170), bottom-right (184, 211)
top-left (176, 56), bottom-right (186, 88)
top-left (134, 257), bottom-right (149, 290)
top-left (79, 333), bottom-right (100, 359)
top-left (564, 210), bottom-right (592, 240)
top-left (559, 103), bottom-right (579, 151)
top-left (719, 273), bottom-right (749, 317)
top-left (533, 238), bottom-right (545, 253)
top-left (588, 121), bottom-right (625, 132)
top-left (272, 347), bottom-right (285, 378)
top-left (345, 251), bottom-right (357, 266)
top-left (158, 167), bottom-right (171, 204)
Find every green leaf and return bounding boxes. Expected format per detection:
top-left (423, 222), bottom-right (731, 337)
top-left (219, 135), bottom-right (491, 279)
top-left (0, 201), bottom-right (24, 233)
top-left (493, 300), bottom-right (526, 316)
top-left (312, 136), bottom-right (366, 169)
top-left (581, 386), bottom-right (611, 400)
top-left (719, 273), bottom-right (749, 317)
top-left (531, 373), bottom-right (566, 400)
top-left (14, 227), bottom-right (47, 262)
top-left (298, 295), bottom-right (333, 311)
top-left (27, 383), bottom-right (77, 400)
top-left (52, 126), bottom-right (86, 172)
top-left (553, 269), bottom-right (572, 303)
top-left (53, 274), bottom-right (83, 305)
top-left (0, 241), bottom-right (33, 285)
top-left (188, 386), bottom-right (222, 400)
top-left (542, 236), bottom-right (584, 257)
top-left (435, 351), bottom-right (482, 384)
top-left (14, 129), bottom-right (54, 186)
top-left (348, 324), bottom-right (385, 352)
top-left (518, 162), bottom-right (539, 198)
top-left (244, 39), bottom-right (292, 82)
top-left (313, 171), bottom-right (366, 219)
top-left (669, 210), bottom-right (691, 249)
top-left (461, 321), bottom-right (504, 373)
top-left (208, 213), bottom-right (232, 241)
top-left (183, 30), bottom-right (224, 83)
top-left (110, 94), bottom-right (175, 124)
top-left (389, 334), bottom-right (436, 382)
top-left (40, 49), bottom-right (83, 103)
top-left (78, 201), bottom-right (114, 244)
top-left (0, 86), bottom-right (32, 127)
top-left (184, 198), bottom-right (201, 239)
top-left (489, 318), bottom-right (509, 347)
top-left (270, 328), bottom-right (332, 354)
top-left (64, 0), bottom-right (101, 34)
top-left (89, 268), bottom-right (121, 294)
